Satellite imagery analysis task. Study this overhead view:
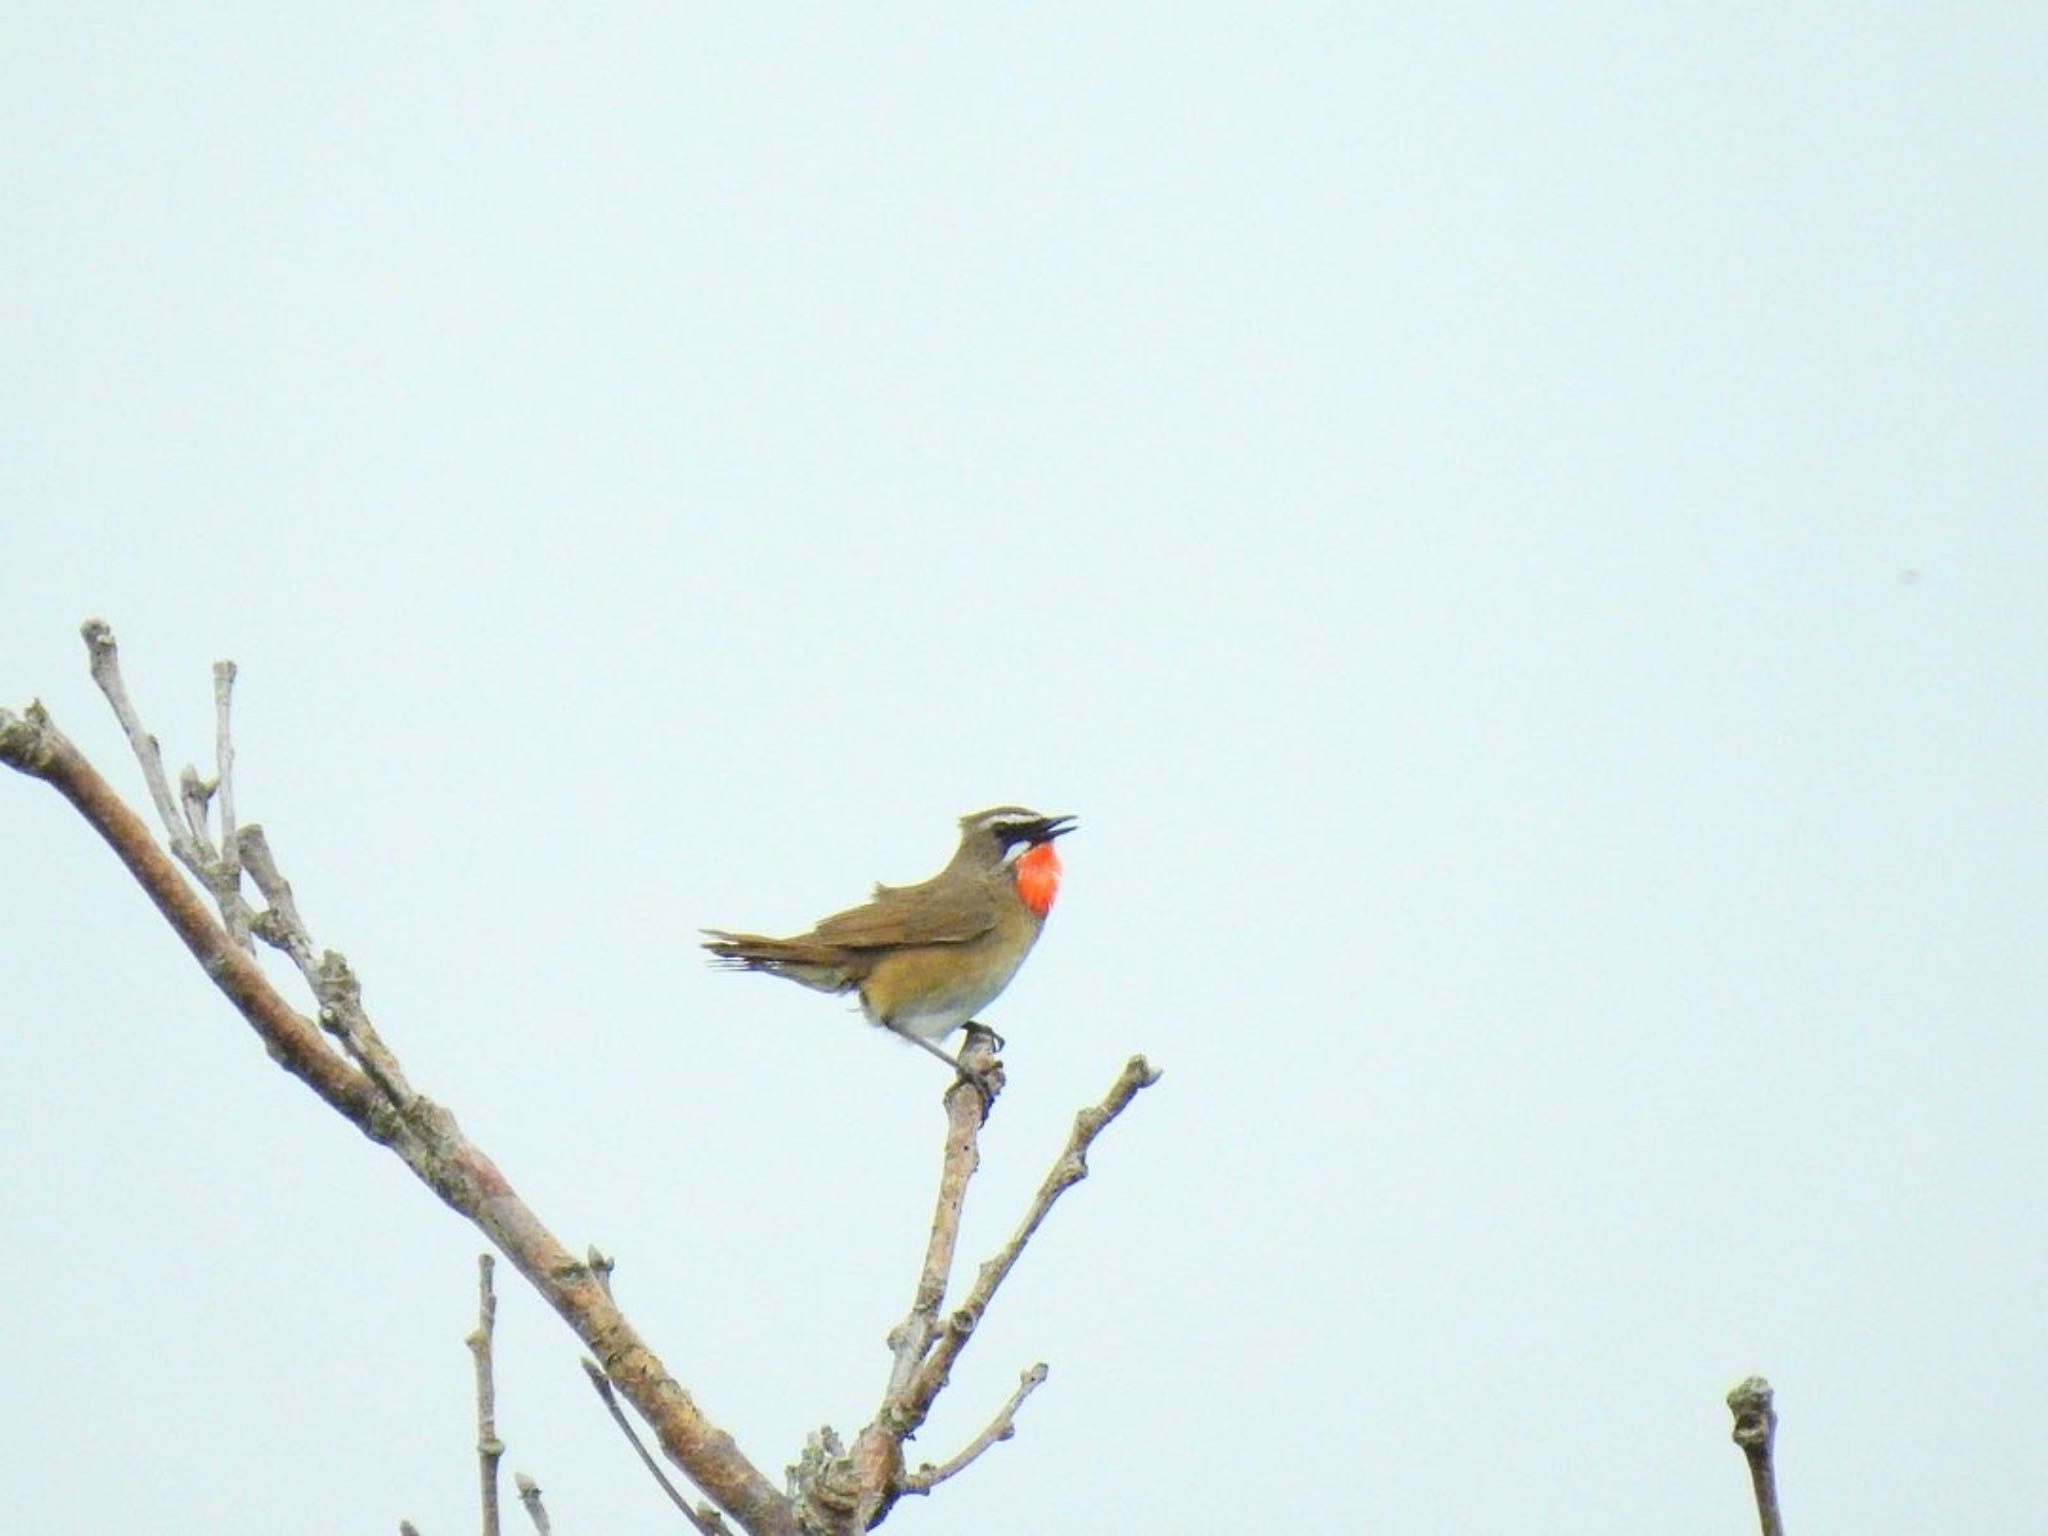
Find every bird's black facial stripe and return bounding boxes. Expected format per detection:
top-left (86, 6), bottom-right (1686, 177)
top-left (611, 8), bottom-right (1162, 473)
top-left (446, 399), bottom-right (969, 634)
top-left (980, 810), bottom-right (1045, 844)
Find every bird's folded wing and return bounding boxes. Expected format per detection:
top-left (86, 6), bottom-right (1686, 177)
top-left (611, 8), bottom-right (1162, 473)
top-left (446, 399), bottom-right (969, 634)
top-left (809, 879), bottom-right (996, 949)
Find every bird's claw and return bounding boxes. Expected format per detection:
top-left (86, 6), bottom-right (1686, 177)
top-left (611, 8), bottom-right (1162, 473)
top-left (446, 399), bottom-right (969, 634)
top-left (954, 1022), bottom-right (1005, 1107)
top-left (962, 1020), bottom-right (1007, 1053)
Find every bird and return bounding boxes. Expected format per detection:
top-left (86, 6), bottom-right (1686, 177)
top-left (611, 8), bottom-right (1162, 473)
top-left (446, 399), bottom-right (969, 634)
top-left (703, 806), bottom-right (1076, 1087)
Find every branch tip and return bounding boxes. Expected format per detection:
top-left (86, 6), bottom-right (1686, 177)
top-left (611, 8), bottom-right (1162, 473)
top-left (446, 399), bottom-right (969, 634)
top-left (1726, 1375), bottom-right (1785, 1536)
top-left (514, 1472), bottom-right (551, 1536)
top-left (903, 1361), bottom-right (1052, 1495)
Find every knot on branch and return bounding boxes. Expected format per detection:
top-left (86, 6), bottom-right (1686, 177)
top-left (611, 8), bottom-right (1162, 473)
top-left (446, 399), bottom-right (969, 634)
top-left (0, 705), bottom-right (64, 775)
top-left (788, 1426), bottom-right (865, 1526)
top-left (315, 951), bottom-right (362, 1007)
top-left (360, 1100), bottom-right (405, 1147)
top-left (944, 1300), bottom-right (984, 1344)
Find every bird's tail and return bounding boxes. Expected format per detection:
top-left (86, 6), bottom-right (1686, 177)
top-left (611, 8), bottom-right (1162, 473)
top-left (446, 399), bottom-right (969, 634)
top-left (700, 930), bottom-right (853, 993)
top-left (702, 929), bottom-right (805, 967)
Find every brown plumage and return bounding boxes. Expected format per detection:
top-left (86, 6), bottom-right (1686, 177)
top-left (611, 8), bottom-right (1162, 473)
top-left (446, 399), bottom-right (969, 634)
top-left (704, 806), bottom-right (1075, 1078)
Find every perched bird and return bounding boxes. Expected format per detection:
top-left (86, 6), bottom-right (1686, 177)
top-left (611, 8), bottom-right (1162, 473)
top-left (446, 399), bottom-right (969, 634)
top-left (703, 806), bottom-right (1075, 1084)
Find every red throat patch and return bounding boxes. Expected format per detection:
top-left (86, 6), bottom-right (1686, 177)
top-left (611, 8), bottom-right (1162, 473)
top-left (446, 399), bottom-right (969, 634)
top-left (1014, 840), bottom-right (1062, 918)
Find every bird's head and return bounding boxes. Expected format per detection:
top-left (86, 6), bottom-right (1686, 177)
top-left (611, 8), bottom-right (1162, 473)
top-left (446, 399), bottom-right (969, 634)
top-left (958, 806), bottom-right (1076, 857)
top-left (958, 806), bottom-right (1075, 917)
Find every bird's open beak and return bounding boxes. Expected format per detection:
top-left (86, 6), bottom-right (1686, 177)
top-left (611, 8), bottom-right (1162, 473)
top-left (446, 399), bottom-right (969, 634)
top-left (1035, 814), bottom-right (1078, 842)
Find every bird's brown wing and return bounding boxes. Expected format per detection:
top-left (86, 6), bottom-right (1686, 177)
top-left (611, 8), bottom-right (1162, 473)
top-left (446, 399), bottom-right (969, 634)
top-left (806, 876), bottom-right (997, 951)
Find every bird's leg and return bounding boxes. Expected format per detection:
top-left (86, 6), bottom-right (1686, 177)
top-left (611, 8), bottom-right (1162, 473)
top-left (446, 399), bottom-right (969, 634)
top-left (895, 1025), bottom-right (1002, 1105)
top-left (963, 1020), bottom-right (1006, 1054)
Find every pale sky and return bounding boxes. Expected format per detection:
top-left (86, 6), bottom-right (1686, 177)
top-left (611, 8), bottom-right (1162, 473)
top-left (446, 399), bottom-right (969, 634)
top-left (4, 7), bottom-right (2043, 1534)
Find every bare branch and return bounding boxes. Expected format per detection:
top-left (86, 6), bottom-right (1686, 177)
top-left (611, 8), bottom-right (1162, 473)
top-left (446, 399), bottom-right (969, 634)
top-left (582, 1359), bottom-right (730, 1536)
top-left (400, 1522), bottom-right (422, 1536)
top-left (179, 762), bottom-right (215, 858)
top-left (312, 948), bottom-right (421, 1111)
top-left (886, 1032), bottom-right (1004, 1404)
top-left (468, 1255), bottom-right (504, 1536)
top-left (240, 825), bottom-right (317, 977)
top-left (901, 1363), bottom-right (1049, 1496)
top-left (513, 1474), bottom-right (549, 1536)
top-left (1727, 1375), bottom-right (1786, 1536)
top-left (827, 1033), bottom-right (1002, 1531)
top-left (826, 1046), bottom-right (1159, 1531)
top-left (4, 635), bottom-right (798, 1536)
top-left (227, 821), bottom-right (419, 1112)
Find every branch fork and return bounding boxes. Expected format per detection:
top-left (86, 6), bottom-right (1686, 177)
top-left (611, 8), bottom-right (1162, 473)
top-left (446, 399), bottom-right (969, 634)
top-left (804, 1042), bottom-right (1160, 1530)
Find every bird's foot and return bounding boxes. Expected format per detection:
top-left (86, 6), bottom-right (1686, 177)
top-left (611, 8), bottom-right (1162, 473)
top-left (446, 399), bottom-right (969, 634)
top-left (955, 1023), bottom-right (1005, 1108)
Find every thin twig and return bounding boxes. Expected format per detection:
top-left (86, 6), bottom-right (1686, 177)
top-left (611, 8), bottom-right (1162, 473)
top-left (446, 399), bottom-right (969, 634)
top-left (582, 1360), bottom-right (730, 1536)
top-left (82, 619), bottom-right (205, 872)
top-left (211, 659), bottom-right (251, 950)
top-left (400, 1522), bottom-right (422, 1536)
top-left (469, 1255), bottom-right (504, 1536)
top-left (902, 1363), bottom-right (1049, 1495)
top-left (312, 948), bottom-right (419, 1111)
top-left (238, 825), bottom-right (414, 1111)
top-left (80, 620), bottom-right (258, 951)
top-left (1727, 1375), bottom-right (1786, 1536)
top-left (513, 1473), bottom-right (550, 1536)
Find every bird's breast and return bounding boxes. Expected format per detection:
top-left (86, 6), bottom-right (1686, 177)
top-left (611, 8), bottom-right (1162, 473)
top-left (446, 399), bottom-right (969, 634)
top-left (860, 925), bottom-right (1041, 1038)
